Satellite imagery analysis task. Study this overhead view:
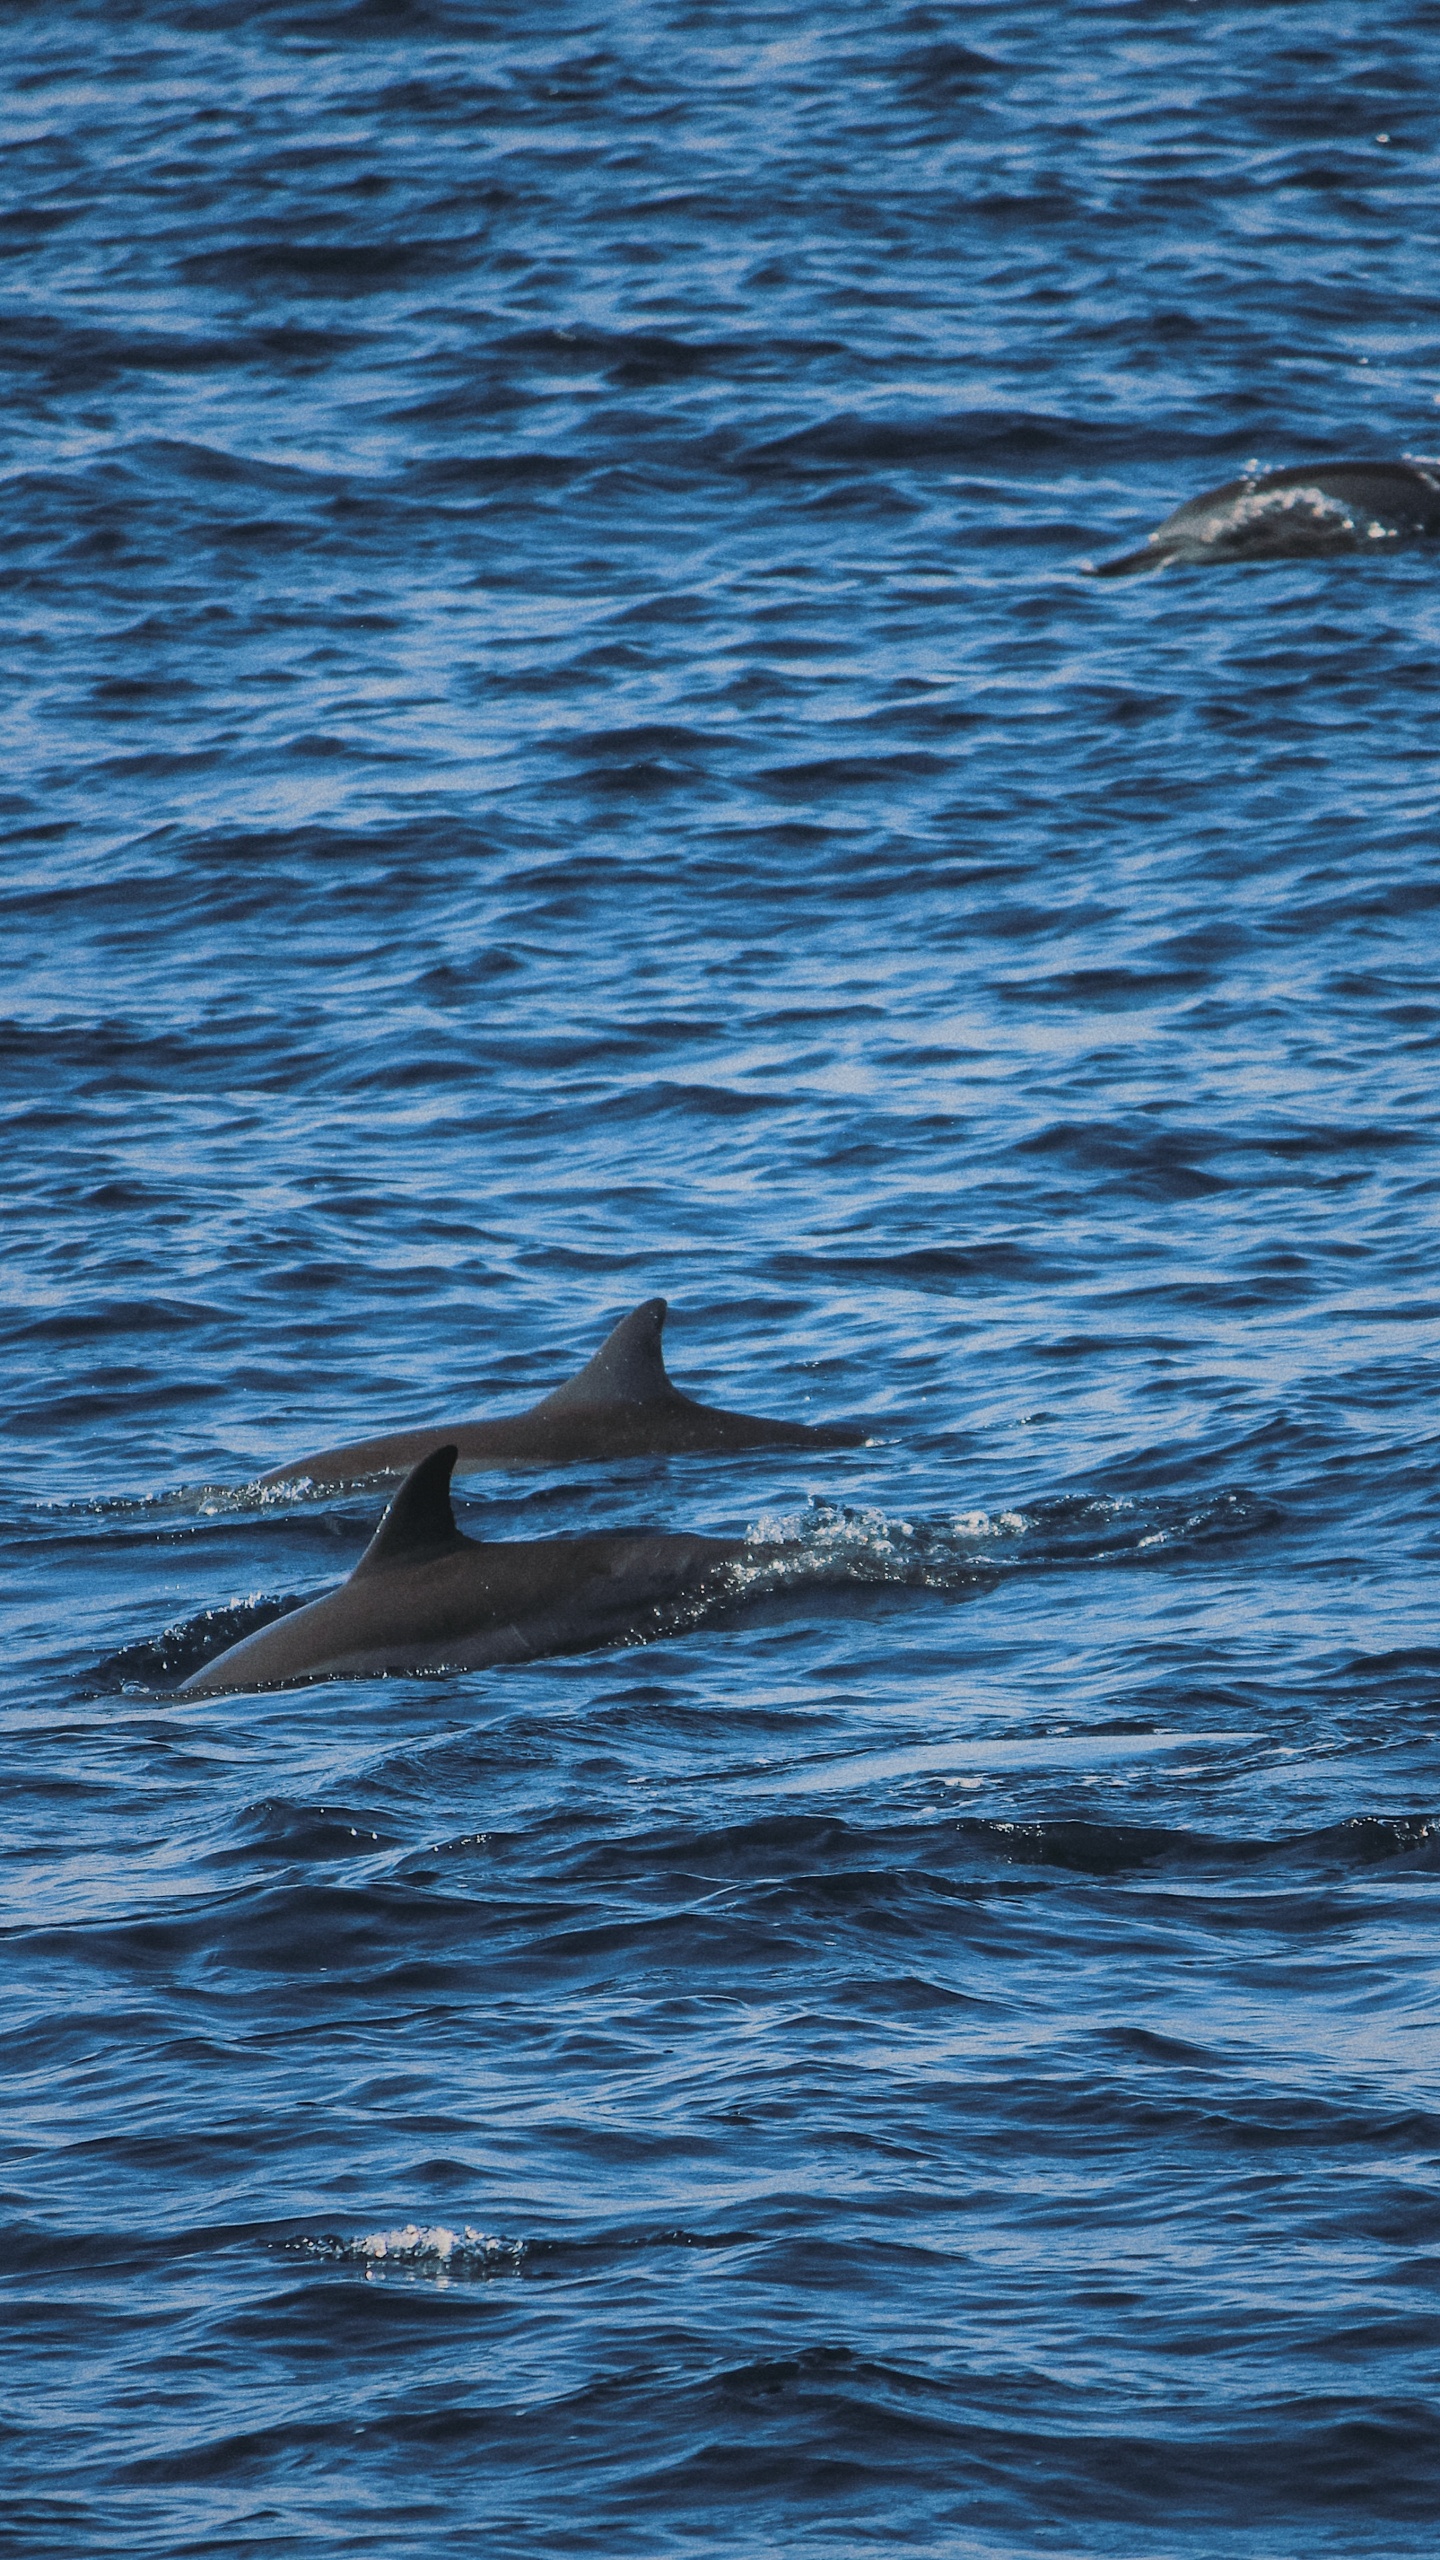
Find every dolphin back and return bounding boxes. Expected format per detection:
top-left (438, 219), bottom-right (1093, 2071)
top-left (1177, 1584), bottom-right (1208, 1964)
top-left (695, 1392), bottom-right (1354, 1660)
top-left (1093, 459), bottom-right (1440, 576)
top-left (255, 1296), bottom-right (864, 1482)
top-left (527, 1298), bottom-right (675, 1414)
top-left (178, 1444), bottom-right (770, 1695)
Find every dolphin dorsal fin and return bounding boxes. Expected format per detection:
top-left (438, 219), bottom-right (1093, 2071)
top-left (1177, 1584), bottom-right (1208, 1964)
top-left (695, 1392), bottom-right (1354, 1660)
top-left (352, 1444), bottom-right (466, 1578)
top-left (530, 1298), bottom-right (676, 1414)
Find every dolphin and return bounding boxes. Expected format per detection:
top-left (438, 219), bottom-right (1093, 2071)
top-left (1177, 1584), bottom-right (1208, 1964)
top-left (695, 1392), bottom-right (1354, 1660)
top-left (181, 1443), bottom-right (771, 1695)
top-left (257, 1297), bottom-right (864, 1486)
top-left (1091, 459), bottom-right (1440, 577)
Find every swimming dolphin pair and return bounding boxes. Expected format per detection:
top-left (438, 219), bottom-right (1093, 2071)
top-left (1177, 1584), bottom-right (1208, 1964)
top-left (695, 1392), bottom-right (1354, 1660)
top-left (171, 1298), bottom-right (859, 1692)
top-left (259, 1296), bottom-right (864, 1485)
top-left (1092, 459), bottom-right (1440, 577)
top-left (182, 1443), bottom-right (775, 1696)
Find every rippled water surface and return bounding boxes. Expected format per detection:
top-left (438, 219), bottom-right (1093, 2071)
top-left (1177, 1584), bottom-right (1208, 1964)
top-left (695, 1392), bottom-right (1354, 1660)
top-left (6, 4), bottom-right (1440, 2552)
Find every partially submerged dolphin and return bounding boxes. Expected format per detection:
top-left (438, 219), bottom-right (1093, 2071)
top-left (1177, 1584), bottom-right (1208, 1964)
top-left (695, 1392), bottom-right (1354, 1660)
top-left (1092, 459), bottom-right (1440, 577)
top-left (182, 1444), bottom-right (768, 1695)
top-left (258, 1297), bottom-right (864, 1486)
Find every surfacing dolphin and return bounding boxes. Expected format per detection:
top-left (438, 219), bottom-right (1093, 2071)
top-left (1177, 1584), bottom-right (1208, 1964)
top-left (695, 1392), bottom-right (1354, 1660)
top-left (258, 1297), bottom-right (864, 1486)
top-left (1092, 459), bottom-right (1440, 577)
top-left (183, 1444), bottom-right (773, 1696)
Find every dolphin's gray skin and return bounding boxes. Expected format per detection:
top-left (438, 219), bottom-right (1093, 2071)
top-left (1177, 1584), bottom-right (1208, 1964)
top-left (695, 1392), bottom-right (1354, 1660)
top-left (1092, 460), bottom-right (1440, 577)
top-left (181, 1444), bottom-right (768, 1696)
top-left (257, 1297), bottom-right (864, 1486)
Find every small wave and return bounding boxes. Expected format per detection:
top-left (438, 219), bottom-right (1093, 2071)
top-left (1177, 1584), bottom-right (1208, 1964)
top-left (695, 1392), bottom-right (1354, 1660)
top-left (281, 2221), bottom-right (749, 2284)
top-left (960, 1809), bottom-right (1440, 1879)
top-left (739, 408), bottom-right (1244, 474)
top-left (55, 1474), bottom-right (389, 1522)
top-left (759, 1728), bottom-right (1254, 1798)
top-left (283, 2225), bottom-right (525, 2279)
top-left (92, 1592), bottom-right (311, 1691)
top-left (737, 1498), bottom-right (1022, 1599)
top-left (195, 1474), bottom-right (398, 1511)
top-left (1023, 1486), bottom-right (1276, 1562)
top-left (740, 1487), bottom-right (1271, 1596)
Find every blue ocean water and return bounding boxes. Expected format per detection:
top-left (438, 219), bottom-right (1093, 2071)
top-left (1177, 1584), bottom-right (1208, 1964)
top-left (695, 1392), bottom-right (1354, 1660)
top-left (5, 2), bottom-right (1440, 2550)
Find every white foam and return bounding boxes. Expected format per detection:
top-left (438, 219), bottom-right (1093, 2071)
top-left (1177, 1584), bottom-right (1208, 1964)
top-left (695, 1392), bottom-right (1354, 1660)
top-left (353, 2223), bottom-right (514, 2265)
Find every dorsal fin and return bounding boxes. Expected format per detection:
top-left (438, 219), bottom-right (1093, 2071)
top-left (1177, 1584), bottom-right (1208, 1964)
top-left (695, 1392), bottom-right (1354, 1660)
top-left (529, 1298), bottom-right (677, 1415)
top-left (351, 1445), bottom-right (466, 1578)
